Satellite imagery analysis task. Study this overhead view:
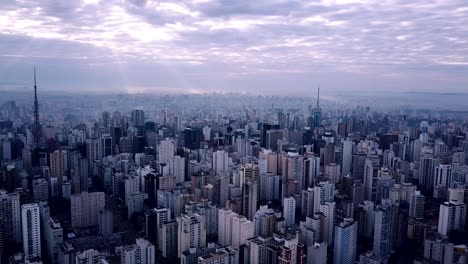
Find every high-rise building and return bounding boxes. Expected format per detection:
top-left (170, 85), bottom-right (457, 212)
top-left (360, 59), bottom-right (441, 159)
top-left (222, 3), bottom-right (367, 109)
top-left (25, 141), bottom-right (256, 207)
top-left (364, 155), bottom-right (379, 202)
top-left (128, 192), bottom-right (148, 219)
top-left (160, 220), bottom-right (178, 258)
top-left (131, 109), bottom-right (145, 127)
top-left (32, 178), bottom-right (49, 202)
top-left (283, 196), bottom-right (296, 227)
top-left (46, 218), bottom-right (63, 264)
top-left (409, 191), bottom-right (425, 219)
top-left (98, 209), bottom-right (113, 235)
top-left (213, 150), bottom-right (229, 176)
top-left (424, 234), bottom-right (454, 264)
top-left (333, 218), bottom-right (358, 264)
top-left (307, 241), bottom-right (327, 264)
top-left (0, 190), bottom-right (22, 244)
top-left (373, 200), bottom-right (394, 259)
top-left (241, 181), bottom-right (258, 221)
top-left (50, 150), bottom-right (67, 179)
top-left (158, 139), bottom-right (175, 164)
top-left (21, 203), bottom-right (41, 258)
top-left (434, 164), bottom-right (453, 188)
top-left (177, 213), bottom-right (207, 257)
top-left (438, 200), bottom-right (466, 235)
top-left (120, 238), bottom-right (155, 264)
top-left (419, 155), bottom-right (439, 191)
top-left (320, 201), bottom-right (336, 244)
top-left (71, 192), bottom-right (105, 227)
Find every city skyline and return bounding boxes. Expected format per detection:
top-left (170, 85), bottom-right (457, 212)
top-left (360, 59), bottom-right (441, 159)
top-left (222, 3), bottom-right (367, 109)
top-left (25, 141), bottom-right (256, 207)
top-left (1, 0), bottom-right (468, 93)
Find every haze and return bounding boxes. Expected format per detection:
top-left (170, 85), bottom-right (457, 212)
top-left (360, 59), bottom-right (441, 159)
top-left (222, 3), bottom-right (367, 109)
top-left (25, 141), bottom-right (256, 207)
top-left (0, 0), bottom-right (467, 94)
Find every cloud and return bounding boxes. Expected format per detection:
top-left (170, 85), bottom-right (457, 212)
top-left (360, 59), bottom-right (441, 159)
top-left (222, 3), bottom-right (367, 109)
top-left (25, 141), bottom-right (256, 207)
top-left (0, 0), bottom-right (467, 93)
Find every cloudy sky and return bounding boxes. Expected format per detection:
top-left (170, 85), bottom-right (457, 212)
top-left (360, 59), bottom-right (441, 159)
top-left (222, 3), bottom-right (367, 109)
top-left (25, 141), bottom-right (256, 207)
top-left (0, 0), bottom-right (467, 94)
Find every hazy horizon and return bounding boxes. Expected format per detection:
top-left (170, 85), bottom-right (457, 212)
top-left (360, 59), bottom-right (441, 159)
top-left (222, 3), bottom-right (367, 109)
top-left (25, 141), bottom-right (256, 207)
top-left (1, 0), bottom-right (467, 94)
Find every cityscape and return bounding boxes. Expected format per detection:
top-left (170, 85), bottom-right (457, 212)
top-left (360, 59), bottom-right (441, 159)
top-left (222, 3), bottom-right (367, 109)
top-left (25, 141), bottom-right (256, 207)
top-left (0, 80), bottom-right (467, 264)
top-left (1, 0), bottom-right (468, 264)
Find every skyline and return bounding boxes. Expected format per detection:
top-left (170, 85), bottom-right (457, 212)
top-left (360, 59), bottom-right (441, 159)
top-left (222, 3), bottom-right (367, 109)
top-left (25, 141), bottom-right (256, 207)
top-left (1, 0), bottom-right (468, 94)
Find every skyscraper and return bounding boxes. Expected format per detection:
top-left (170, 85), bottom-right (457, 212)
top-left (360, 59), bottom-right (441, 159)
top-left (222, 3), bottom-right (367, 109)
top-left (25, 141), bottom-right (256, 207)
top-left (333, 218), bottom-right (358, 264)
top-left (0, 190), bottom-right (21, 243)
top-left (438, 201), bottom-right (466, 236)
top-left (177, 213), bottom-right (207, 257)
top-left (70, 191), bottom-right (105, 227)
top-left (21, 203), bottom-right (41, 258)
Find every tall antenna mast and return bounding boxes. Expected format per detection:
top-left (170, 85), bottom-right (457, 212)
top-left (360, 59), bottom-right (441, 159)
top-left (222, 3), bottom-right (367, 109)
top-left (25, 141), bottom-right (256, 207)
top-left (317, 85), bottom-right (320, 108)
top-left (34, 68), bottom-right (40, 148)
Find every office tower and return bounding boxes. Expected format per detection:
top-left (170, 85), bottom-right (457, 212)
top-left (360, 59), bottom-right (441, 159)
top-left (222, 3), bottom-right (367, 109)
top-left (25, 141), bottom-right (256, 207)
top-left (145, 207), bottom-right (171, 246)
top-left (434, 164), bottom-right (452, 188)
top-left (71, 191), bottom-right (105, 227)
top-left (303, 154), bottom-right (320, 188)
top-left (202, 125), bottom-right (211, 141)
top-left (286, 153), bottom-right (303, 195)
top-left (0, 190), bottom-right (21, 243)
top-left (213, 150), bottom-right (229, 175)
top-left (213, 174), bottom-right (229, 207)
top-left (32, 178), bottom-right (48, 202)
top-left (409, 191), bottom-right (425, 219)
top-left (283, 196), bottom-right (296, 227)
top-left (231, 215), bottom-right (255, 249)
top-left (86, 138), bottom-right (102, 162)
top-left (185, 201), bottom-right (219, 237)
top-left (128, 192), bottom-right (148, 219)
top-left (438, 201), bottom-right (466, 235)
top-left (364, 154), bottom-right (379, 201)
top-left (22, 203), bottom-right (41, 258)
top-left (320, 201), bottom-right (336, 244)
top-left (260, 173), bottom-right (280, 201)
top-left (324, 163), bottom-right (341, 184)
top-left (98, 209), bottom-right (113, 235)
top-left (307, 241), bottom-right (327, 264)
top-left (50, 150), bottom-right (67, 179)
top-left (419, 155), bottom-right (439, 191)
top-left (352, 151), bottom-right (367, 181)
top-left (46, 218), bottom-right (63, 264)
top-left (101, 134), bottom-right (113, 158)
top-left (219, 209), bottom-right (237, 246)
top-left (410, 139), bottom-right (422, 162)
top-left (324, 143), bottom-right (335, 165)
top-left (253, 205), bottom-right (277, 238)
top-left (120, 238), bottom-right (155, 264)
top-left (301, 188), bottom-right (314, 218)
top-left (131, 109), bottom-right (145, 127)
top-left (313, 181), bottom-right (335, 213)
top-left (177, 213), bottom-right (207, 257)
top-left (184, 126), bottom-right (203, 150)
top-left (266, 129), bottom-right (283, 152)
top-left (333, 218), bottom-right (358, 264)
top-left (261, 123), bottom-right (280, 148)
top-left (124, 176), bottom-right (140, 206)
top-left (341, 140), bottom-right (353, 175)
top-left (373, 200), bottom-right (394, 259)
top-left (241, 181), bottom-right (258, 220)
top-left (160, 220), bottom-right (178, 258)
top-left (170, 155), bottom-right (185, 183)
top-left (424, 234), bottom-right (454, 264)
top-left (77, 158), bottom-right (89, 192)
top-left (158, 139), bottom-right (175, 164)
top-left (357, 201), bottom-right (375, 239)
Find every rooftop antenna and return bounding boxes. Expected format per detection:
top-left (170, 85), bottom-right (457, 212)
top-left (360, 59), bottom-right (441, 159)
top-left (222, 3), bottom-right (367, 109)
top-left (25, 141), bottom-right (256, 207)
top-left (33, 68), bottom-right (40, 148)
top-left (316, 85), bottom-right (320, 108)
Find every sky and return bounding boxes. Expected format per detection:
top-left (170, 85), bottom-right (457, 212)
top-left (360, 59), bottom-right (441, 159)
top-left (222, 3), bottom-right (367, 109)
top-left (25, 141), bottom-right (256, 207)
top-left (0, 0), bottom-right (467, 95)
